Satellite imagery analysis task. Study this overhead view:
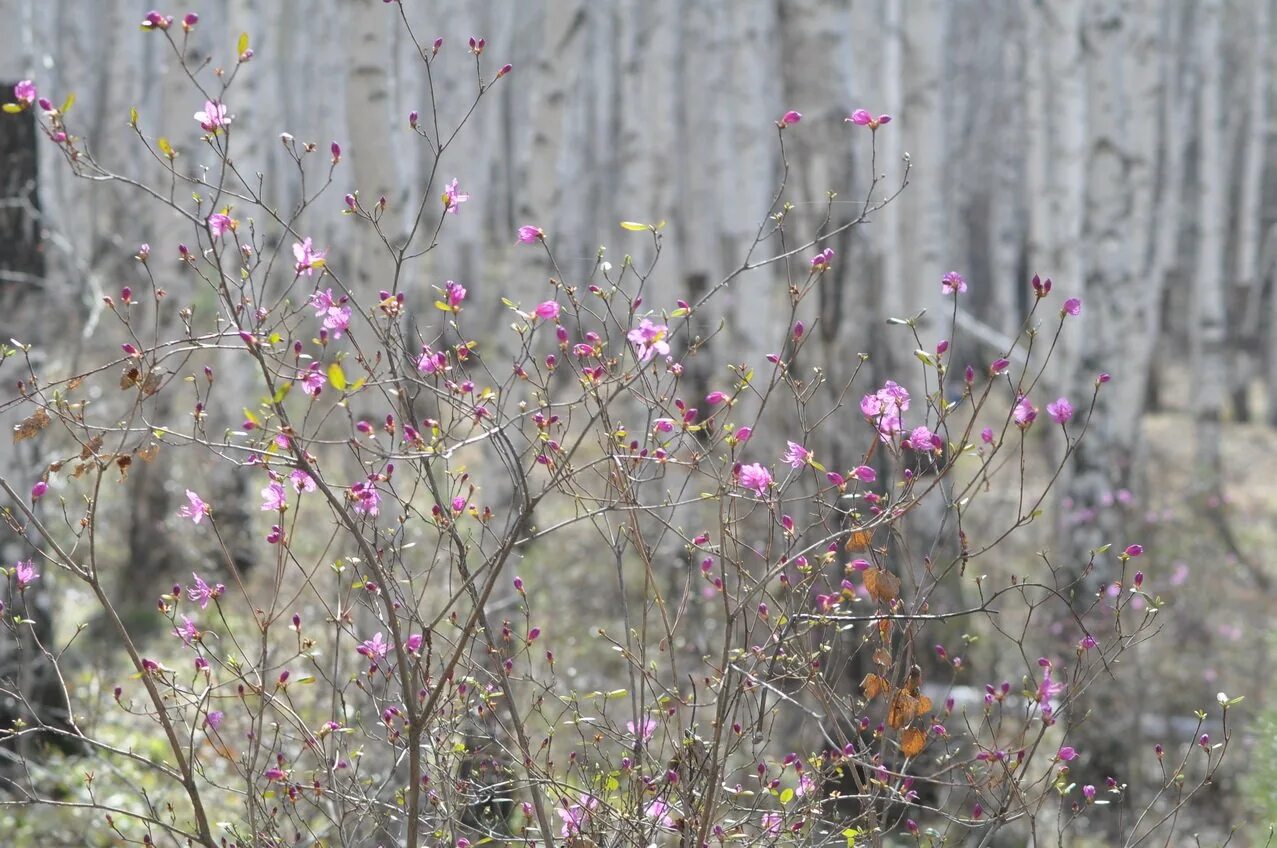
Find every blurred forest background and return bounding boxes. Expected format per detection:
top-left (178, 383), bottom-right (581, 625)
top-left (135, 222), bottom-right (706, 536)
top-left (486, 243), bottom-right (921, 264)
top-left (3, 0), bottom-right (1277, 841)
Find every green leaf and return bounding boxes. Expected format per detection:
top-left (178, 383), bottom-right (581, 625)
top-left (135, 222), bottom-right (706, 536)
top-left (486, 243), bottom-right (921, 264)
top-left (157, 137), bottom-right (175, 159)
top-left (327, 362), bottom-right (348, 391)
top-left (129, 106), bottom-right (138, 127)
top-left (60, 93), bottom-right (75, 115)
top-left (619, 221), bottom-right (649, 231)
top-left (779, 788), bottom-right (794, 805)
top-left (271, 382), bottom-right (292, 404)
top-left (2, 103), bottom-right (23, 114)
top-left (237, 32), bottom-right (249, 56)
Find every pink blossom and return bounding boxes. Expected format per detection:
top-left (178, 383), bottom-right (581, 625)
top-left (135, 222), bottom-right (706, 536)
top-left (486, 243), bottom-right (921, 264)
top-left (300, 364), bottom-right (326, 397)
top-left (627, 718), bottom-right (656, 743)
top-left (810, 247), bottom-right (836, 268)
top-left (782, 441), bottom-right (811, 468)
top-left (1036, 667), bottom-right (1065, 702)
top-left (417, 346), bottom-right (447, 374)
top-left (30, 481), bottom-right (48, 500)
top-left (852, 465), bottom-right (877, 483)
top-left (13, 80), bottom-right (36, 107)
top-left (1124, 544), bottom-right (1144, 558)
top-left (778, 110), bottom-right (802, 127)
top-left (310, 288), bottom-right (350, 338)
top-left (442, 178), bottom-right (469, 214)
top-left (905, 426), bottom-right (941, 453)
top-left (534, 300), bottom-right (561, 321)
top-left (517, 225), bottom-right (545, 243)
top-left (706, 390), bottom-right (728, 405)
top-left (406, 633), bottom-right (424, 653)
top-left (289, 470), bottom-right (316, 493)
top-left (941, 271), bottom-right (967, 295)
top-left (761, 812), bottom-right (783, 835)
top-left (735, 426), bottom-right (752, 443)
top-left (261, 481), bottom-right (288, 511)
top-left (193, 99), bottom-right (231, 132)
top-left (846, 109), bottom-right (892, 129)
top-left (173, 616), bottom-right (199, 646)
top-left (981, 427), bottom-right (994, 444)
top-left (861, 380), bottom-right (911, 441)
top-left (1047, 397), bottom-right (1074, 424)
top-left (293, 238), bottom-right (326, 276)
top-left (627, 318), bottom-right (671, 362)
top-left (444, 280), bottom-right (467, 309)
top-left (1058, 746), bottom-right (1078, 761)
top-left (1082, 784), bottom-right (1096, 802)
top-left (1013, 395), bottom-right (1038, 429)
top-left (204, 710), bottom-right (224, 730)
top-left (187, 573), bottom-right (224, 609)
top-left (990, 358), bottom-right (1010, 375)
top-left (14, 561), bottom-right (38, 589)
top-left (357, 632), bottom-right (390, 661)
top-left (206, 213), bottom-right (234, 238)
top-left (1063, 297), bottom-right (1082, 316)
top-left (557, 796), bottom-right (599, 839)
top-left (645, 799), bottom-right (676, 829)
top-left (738, 463), bottom-right (772, 496)
top-left (178, 490), bottom-right (210, 524)
top-left (351, 480), bottom-right (381, 515)
top-left (1031, 274), bottom-right (1052, 298)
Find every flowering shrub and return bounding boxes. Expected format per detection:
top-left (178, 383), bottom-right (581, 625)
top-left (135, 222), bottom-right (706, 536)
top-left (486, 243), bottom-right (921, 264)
top-left (0, 8), bottom-right (1232, 848)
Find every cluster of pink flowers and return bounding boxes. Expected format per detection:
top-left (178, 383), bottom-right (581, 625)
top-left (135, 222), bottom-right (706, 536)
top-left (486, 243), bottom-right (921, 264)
top-left (810, 247), bottom-right (835, 269)
top-left (293, 238), bottom-right (326, 276)
top-left (860, 380), bottom-right (911, 441)
top-left (847, 109), bottom-right (892, 129)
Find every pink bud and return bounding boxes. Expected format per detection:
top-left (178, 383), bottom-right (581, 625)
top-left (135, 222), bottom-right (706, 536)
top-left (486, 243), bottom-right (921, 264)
top-left (330, 141), bottom-right (341, 164)
top-left (497, 63), bottom-right (513, 78)
top-left (30, 481), bottom-right (48, 500)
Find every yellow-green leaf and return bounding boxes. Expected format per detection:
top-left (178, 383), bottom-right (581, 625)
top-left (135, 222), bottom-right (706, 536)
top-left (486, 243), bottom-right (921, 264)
top-left (157, 137), bottom-right (175, 159)
top-left (327, 362), bottom-right (348, 391)
top-left (60, 93), bottom-right (75, 115)
top-left (2, 103), bottom-right (23, 114)
top-left (242, 407), bottom-right (261, 428)
top-left (619, 221), bottom-right (649, 231)
top-left (271, 382), bottom-right (292, 404)
top-left (237, 32), bottom-right (249, 56)
top-left (779, 788), bottom-right (794, 805)
top-left (129, 106), bottom-right (138, 127)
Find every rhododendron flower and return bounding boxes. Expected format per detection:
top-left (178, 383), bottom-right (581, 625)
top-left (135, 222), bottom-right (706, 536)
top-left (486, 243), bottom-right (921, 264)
top-left (418, 346), bottom-right (447, 374)
top-left (738, 463), bottom-right (772, 496)
top-left (30, 480), bottom-right (47, 500)
top-left (782, 441), bottom-right (811, 468)
top-left (627, 718), bottom-right (656, 743)
top-left (1124, 544), bottom-right (1144, 558)
top-left (310, 288), bottom-right (351, 338)
top-left (861, 380), bottom-right (911, 441)
top-left (261, 481), bottom-right (288, 511)
top-left (1063, 297), bottom-right (1082, 316)
top-left (1082, 784), bottom-right (1097, 801)
top-left (173, 616), bottom-right (199, 646)
top-left (14, 561), bottom-right (38, 589)
top-left (941, 271), bottom-right (967, 295)
top-left (357, 632), bottom-right (389, 661)
top-left (852, 465), bottom-right (877, 482)
top-left (293, 238), bottom-right (326, 276)
top-left (761, 812), bottom-right (783, 835)
top-left (204, 710), bottom-right (224, 730)
top-left (558, 796), bottom-right (599, 839)
top-left (905, 426), bottom-right (941, 453)
top-left (627, 318), bottom-right (671, 362)
top-left (646, 799), bottom-right (677, 829)
top-left (194, 99), bottom-right (231, 132)
top-left (13, 80), bottom-right (36, 107)
top-left (443, 280), bottom-right (467, 309)
top-left (1037, 668), bottom-right (1065, 702)
top-left (1058, 746), bottom-right (1078, 761)
top-left (1047, 397), bottom-right (1074, 424)
top-left (534, 300), bottom-right (561, 321)
top-left (300, 364), bottom-right (326, 397)
top-left (1013, 395), bottom-right (1038, 429)
top-left (351, 479), bottom-right (381, 515)
top-left (810, 247), bottom-right (836, 268)
top-left (1031, 274), bottom-right (1053, 298)
top-left (289, 470), bottom-right (316, 493)
top-left (178, 490), bottom-right (209, 524)
top-left (188, 573), bottom-right (224, 609)
top-left (517, 225), bottom-right (545, 243)
top-left (847, 109), bottom-right (891, 129)
top-left (990, 358), bottom-right (1010, 375)
top-left (981, 426), bottom-right (995, 444)
top-left (206, 212), bottom-right (235, 238)
top-left (706, 390), bottom-right (728, 405)
top-left (442, 178), bottom-right (469, 213)
top-left (778, 110), bottom-right (802, 127)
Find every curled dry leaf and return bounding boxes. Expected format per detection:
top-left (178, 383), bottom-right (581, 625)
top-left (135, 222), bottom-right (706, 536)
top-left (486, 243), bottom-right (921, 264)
top-left (861, 672), bottom-right (888, 701)
top-left (12, 407), bottom-right (50, 443)
top-left (899, 727), bottom-right (926, 758)
top-left (864, 567), bottom-right (901, 604)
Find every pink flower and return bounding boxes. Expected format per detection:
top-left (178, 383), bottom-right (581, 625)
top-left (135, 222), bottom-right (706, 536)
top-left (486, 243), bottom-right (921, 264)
top-left (264, 768), bottom-right (287, 783)
top-left (13, 80), bottom-right (36, 107)
top-left (861, 380), bottom-right (911, 441)
top-left (406, 633), bottom-right (424, 653)
top-left (289, 470), bottom-right (316, 493)
top-left (981, 426), bottom-right (994, 444)
top-left (735, 426), bottom-right (752, 443)
top-left (260, 481), bottom-right (288, 512)
top-left (810, 247), bottom-right (836, 268)
top-left (1063, 297), bottom-right (1082, 316)
top-left (941, 271), bottom-right (967, 295)
top-left (207, 213), bottom-right (235, 238)
top-left (738, 463), bottom-right (772, 496)
top-left (1013, 395), bottom-right (1038, 429)
top-left (990, 358), bottom-right (1010, 376)
top-left (1047, 397), bottom-right (1074, 424)
top-left (761, 812), bottom-right (783, 835)
top-left (517, 225), bottom-right (545, 244)
top-left (905, 426), bottom-right (940, 453)
top-left (778, 110), bottom-right (802, 127)
top-left (846, 109), bottom-right (892, 129)
top-left (310, 289), bottom-right (350, 338)
top-left (187, 573), bottom-right (224, 609)
top-left (351, 479), bottom-right (381, 515)
top-left (627, 718), bottom-right (656, 743)
top-left (14, 561), bottom-right (38, 589)
top-left (1031, 274), bottom-right (1052, 298)
top-left (417, 346), bottom-right (447, 374)
top-left (357, 632), bottom-right (390, 662)
top-left (627, 318), bottom-right (671, 362)
top-left (442, 178), bottom-right (469, 214)
top-left (1082, 784), bottom-right (1096, 802)
top-left (204, 710), bottom-right (224, 730)
top-left (178, 490), bottom-right (210, 524)
top-left (852, 465), bottom-right (877, 482)
top-left (194, 99), bottom-right (231, 132)
top-left (293, 238), bottom-right (326, 276)
top-left (1124, 544), bottom-right (1144, 558)
top-left (534, 300), bottom-right (561, 321)
top-left (300, 363), bottom-right (326, 397)
top-left (1058, 746), bottom-right (1078, 761)
top-left (645, 799), bottom-right (676, 829)
top-left (557, 796), bottom-right (599, 839)
top-left (1036, 668), bottom-right (1065, 702)
top-left (706, 390), bottom-right (728, 405)
top-left (782, 441), bottom-right (811, 468)
top-left (444, 280), bottom-right (467, 309)
top-left (30, 481), bottom-right (48, 500)
top-left (173, 615), bottom-right (199, 646)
